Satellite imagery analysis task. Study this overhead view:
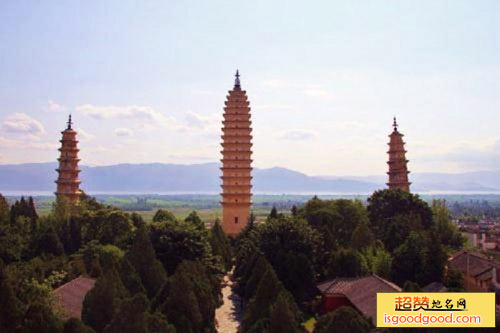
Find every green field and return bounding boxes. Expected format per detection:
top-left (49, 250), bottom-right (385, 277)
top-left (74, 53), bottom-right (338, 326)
top-left (7, 193), bottom-right (500, 223)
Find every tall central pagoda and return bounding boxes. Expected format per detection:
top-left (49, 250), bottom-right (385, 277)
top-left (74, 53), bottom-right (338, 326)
top-left (55, 115), bottom-right (82, 202)
top-left (387, 117), bottom-right (411, 192)
top-left (220, 71), bottom-right (253, 235)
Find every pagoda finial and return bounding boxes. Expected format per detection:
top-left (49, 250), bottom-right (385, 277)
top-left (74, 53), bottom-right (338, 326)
top-left (393, 116), bottom-right (398, 132)
top-left (234, 69), bottom-right (241, 90)
top-left (67, 114), bottom-right (73, 130)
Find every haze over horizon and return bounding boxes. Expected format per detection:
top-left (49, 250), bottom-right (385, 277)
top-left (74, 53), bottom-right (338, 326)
top-left (1, 1), bottom-right (499, 176)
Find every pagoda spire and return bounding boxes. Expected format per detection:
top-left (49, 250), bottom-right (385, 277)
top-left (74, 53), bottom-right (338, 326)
top-left (220, 71), bottom-right (253, 235)
top-left (386, 117), bottom-right (411, 192)
top-left (55, 116), bottom-right (82, 203)
top-left (234, 69), bottom-right (241, 90)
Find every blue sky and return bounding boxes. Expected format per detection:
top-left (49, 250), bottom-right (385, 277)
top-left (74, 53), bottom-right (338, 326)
top-left (0, 0), bottom-right (499, 176)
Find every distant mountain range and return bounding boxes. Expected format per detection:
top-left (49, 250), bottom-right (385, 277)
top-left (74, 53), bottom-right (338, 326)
top-left (1, 162), bottom-right (499, 194)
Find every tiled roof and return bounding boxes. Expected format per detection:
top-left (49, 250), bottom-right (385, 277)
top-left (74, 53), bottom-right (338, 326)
top-left (422, 282), bottom-right (448, 292)
top-left (448, 251), bottom-right (499, 280)
top-left (317, 274), bottom-right (401, 321)
top-left (54, 276), bottom-right (95, 319)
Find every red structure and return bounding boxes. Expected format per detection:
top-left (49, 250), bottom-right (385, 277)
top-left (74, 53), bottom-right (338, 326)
top-left (55, 115), bottom-right (82, 203)
top-left (387, 117), bottom-right (411, 192)
top-left (317, 275), bottom-right (401, 324)
top-left (220, 71), bottom-right (253, 236)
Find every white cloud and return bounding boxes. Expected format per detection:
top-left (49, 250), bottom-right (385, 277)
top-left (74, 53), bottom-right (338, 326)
top-left (77, 104), bottom-right (182, 130)
top-left (77, 127), bottom-right (95, 141)
top-left (44, 100), bottom-right (66, 113)
top-left (190, 89), bottom-right (214, 95)
top-left (260, 78), bottom-right (331, 97)
top-left (2, 113), bottom-right (45, 135)
top-left (277, 129), bottom-right (317, 141)
top-left (185, 111), bottom-right (220, 129)
top-left (260, 79), bottom-right (289, 88)
top-left (0, 135), bottom-right (57, 151)
top-left (114, 127), bottom-right (133, 137)
top-left (253, 104), bottom-right (298, 111)
top-left (301, 88), bottom-right (330, 97)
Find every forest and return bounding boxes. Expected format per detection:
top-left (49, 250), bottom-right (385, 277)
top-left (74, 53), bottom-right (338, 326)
top-left (0, 189), bottom-right (497, 333)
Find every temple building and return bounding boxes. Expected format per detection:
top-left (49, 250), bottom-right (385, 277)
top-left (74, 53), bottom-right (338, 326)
top-left (387, 117), bottom-right (411, 192)
top-left (220, 71), bottom-right (253, 235)
top-left (55, 115), bottom-right (82, 203)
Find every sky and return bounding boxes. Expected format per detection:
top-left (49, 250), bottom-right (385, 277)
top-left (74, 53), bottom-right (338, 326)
top-left (0, 0), bottom-right (499, 176)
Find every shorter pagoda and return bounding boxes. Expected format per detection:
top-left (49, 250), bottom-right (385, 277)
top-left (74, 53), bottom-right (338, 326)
top-left (55, 115), bottom-right (82, 202)
top-left (387, 117), bottom-right (411, 192)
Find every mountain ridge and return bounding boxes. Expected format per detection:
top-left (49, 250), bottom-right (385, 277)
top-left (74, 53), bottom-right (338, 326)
top-left (0, 162), bottom-right (498, 193)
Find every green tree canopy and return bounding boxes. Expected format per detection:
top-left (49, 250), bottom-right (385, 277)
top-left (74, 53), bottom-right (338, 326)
top-left (367, 189), bottom-right (433, 250)
top-left (304, 198), bottom-right (369, 249)
top-left (326, 248), bottom-right (368, 279)
top-left (103, 293), bottom-right (150, 333)
top-left (82, 264), bottom-right (129, 332)
top-left (0, 194), bottom-right (10, 226)
top-left (209, 220), bottom-right (232, 271)
top-left (126, 226), bottom-right (167, 298)
top-left (150, 220), bottom-right (211, 274)
top-left (314, 306), bottom-right (371, 333)
top-left (152, 210), bottom-right (176, 223)
top-left (268, 291), bottom-right (304, 333)
top-left (63, 318), bottom-right (96, 333)
top-left (0, 266), bottom-right (24, 332)
top-left (244, 217), bottom-right (320, 303)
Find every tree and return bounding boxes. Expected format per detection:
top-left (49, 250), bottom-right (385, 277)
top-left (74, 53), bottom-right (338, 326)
top-left (304, 198), bottom-right (368, 249)
top-left (326, 248), bottom-right (368, 279)
top-left (291, 205), bottom-right (298, 217)
top-left (361, 245), bottom-right (392, 279)
top-left (0, 267), bottom-right (24, 332)
top-left (147, 312), bottom-right (176, 333)
top-left (150, 220), bottom-right (211, 274)
top-left (242, 266), bottom-right (297, 332)
top-left (63, 318), bottom-right (95, 333)
top-left (82, 265), bottom-right (129, 332)
top-left (239, 254), bottom-right (270, 299)
top-left (0, 194), bottom-right (9, 226)
top-left (351, 220), bottom-right (374, 250)
top-left (36, 227), bottom-right (65, 256)
top-left (268, 291), bottom-right (303, 333)
top-left (11, 197), bottom-right (36, 224)
top-left (403, 281), bottom-right (421, 292)
top-left (0, 223), bottom-right (25, 263)
top-left (209, 220), bottom-right (232, 270)
top-left (367, 189), bottom-right (433, 248)
top-left (268, 206), bottom-right (278, 220)
top-left (432, 200), bottom-right (463, 249)
top-left (172, 261), bottom-right (219, 330)
top-left (184, 211), bottom-right (204, 230)
top-left (445, 268), bottom-right (464, 292)
top-left (119, 258), bottom-right (146, 296)
top-left (422, 231), bottom-right (447, 284)
top-left (161, 264), bottom-right (203, 333)
top-left (314, 306), bottom-right (371, 333)
top-left (391, 232), bottom-right (427, 285)
top-left (126, 226), bottom-right (167, 298)
top-left (153, 210), bottom-right (176, 223)
top-left (104, 293), bottom-right (149, 333)
top-left (249, 217), bottom-right (320, 303)
top-left (70, 218), bottom-right (82, 252)
top-left (28, 196), bottom-right (39, 223)
top-left (23, 300), bottom-right (64, 333)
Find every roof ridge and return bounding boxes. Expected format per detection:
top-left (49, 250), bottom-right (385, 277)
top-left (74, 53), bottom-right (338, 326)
top-left (372, 273), bottom-right (402, 291)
